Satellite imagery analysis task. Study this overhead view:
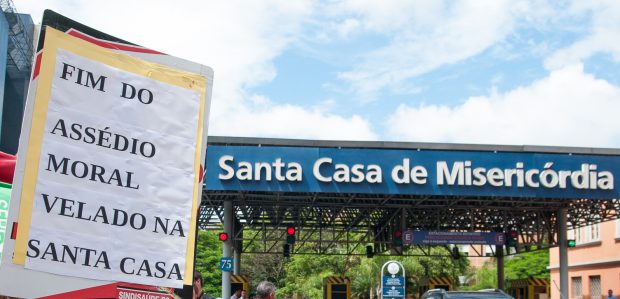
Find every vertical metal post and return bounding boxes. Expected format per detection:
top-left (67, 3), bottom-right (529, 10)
top-left (235, 229), bottom-right (243, 275)
top-left (496, 245), bottom-right (504, 290)
top-left (233, 247), bottom-right (240, 275)
top-left (558, 208), bottom-right (569, 299)
top-left (390, 208), bottom-right (407, 255)
top-left (222, 200), bottom-right (233, 299)
top-left (401, 208), bottom-right (406, 235)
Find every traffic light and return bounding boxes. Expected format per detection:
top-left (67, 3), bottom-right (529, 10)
top-left (506, 230), bottom-right (518, 247)
top-left (218, 232), bottom-right (228, 242)
top-left (451, 246), bottom-right (460, 260)
top-left (286, 226), bottom-right (296, 244)
top-left (567, 239), bottom-right (576, 248)
top-left (366, 245), bottom-right (374, 258)
top-left (393, 230), bottom-right (403, 246)
top-left (283, 244), bottom-right (291, 257)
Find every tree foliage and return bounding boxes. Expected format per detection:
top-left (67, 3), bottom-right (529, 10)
top-left (239, 230), bottom-right (290, 293)
top-left (241, 252), bottom-right (289, 294)
top-left (467, 248), bottom-right (549, 291)
top-left (198, 229), bottom-right (471, 299)
top-left (194, 228), bottom-right (551, 299)
top-left (195, 230), bottom-right (224, 296)
top-left (279, 254), bottom-right (350, 297)
top-left (464, 262), bottom-right (497, 290)
top-left (505, 249), bottom-right (550, 280)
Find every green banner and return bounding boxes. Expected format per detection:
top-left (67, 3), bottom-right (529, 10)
top-left (0, 181), bottom-right (11, 262)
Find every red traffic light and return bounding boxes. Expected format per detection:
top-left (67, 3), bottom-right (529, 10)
top-left (506, 230), bottom-right (518, 247)
top-left (218, 232), bottom-right (228, 241)
top-left (394, 230), bottom-right (402, 238)
top-left (286, 226), bottom-right (296, 235)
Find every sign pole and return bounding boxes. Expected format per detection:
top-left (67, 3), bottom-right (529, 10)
top-left (222, 200), bottom-right (233, 299)
top-left (381, 261), bottom-right (406, 299)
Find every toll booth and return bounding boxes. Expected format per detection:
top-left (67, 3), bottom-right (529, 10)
top-left (508, 278), bottom-right (550, 299)
top-left (418, 277), bottom-right (452, 296)
top-left (231, 275), bottom-right (250, 295)
top-left (323, 276), bottom-right (351, 299)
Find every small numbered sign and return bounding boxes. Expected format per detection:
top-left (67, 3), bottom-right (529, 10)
top-left (219, 257), bottom-right (234, 272)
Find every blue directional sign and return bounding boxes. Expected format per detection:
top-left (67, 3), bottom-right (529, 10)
top-left (383, 286), bottom-right (405, 298)
top-left (403, 230), bottom-right (506, 245)
top-left (383, 276), bottom-right (405, 287)
top-left (219, 257), bottom-right (234, 272)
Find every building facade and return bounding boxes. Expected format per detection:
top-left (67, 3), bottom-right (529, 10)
top-left (549, 219), bottom-right (620, 299)
top-left (0, 2), bottom-right (34, 154)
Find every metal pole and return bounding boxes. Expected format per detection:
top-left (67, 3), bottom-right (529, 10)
top-left (496, 245), bottom-right (504, 290)
top-left (558, 208), bottom-right (569, 299)
top-left (234, 228), bottom-right (243, 275)
top-left (222, 200), bottom-right (233, 299)
top-left (233, 248), bottom-right (240, 275)
top-left (390, 208), bottom-right (407, 255)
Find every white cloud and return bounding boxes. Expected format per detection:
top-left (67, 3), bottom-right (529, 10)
top-left (210, 95), bottom-right (377, 141)
top-left (336, 18), bottom-right (361, 39)
top-left (386, 64), bottom-right (620, 148)
top-left (20, 0), bottom-right (618, 145)
top-left (333, 0), bottom-right (520, 101)
top-left (545, 0), bottom-right (620, 69)
top-left (19, 1), bottom-right (375, 140)
top-left (327, 0), bottom-right (444, 34)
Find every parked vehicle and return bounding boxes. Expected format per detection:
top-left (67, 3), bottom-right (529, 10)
top-left (421, 288), bottom-right (515, 299)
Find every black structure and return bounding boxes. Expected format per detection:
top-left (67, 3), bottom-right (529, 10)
top-left (0, 0), bottom-right (34, 154)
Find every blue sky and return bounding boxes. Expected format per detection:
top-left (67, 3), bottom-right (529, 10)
top-left (19, 0), bottom-right (620, 148)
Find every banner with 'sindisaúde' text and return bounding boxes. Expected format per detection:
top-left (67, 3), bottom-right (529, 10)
top-left (0, 182), bottom-right (10, 263)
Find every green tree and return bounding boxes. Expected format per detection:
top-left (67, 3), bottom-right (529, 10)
top-left (239, 229), bottom-right (290, 293)
top-left (279, 254), bottom-right (352, 299)
top-left (241, 252), bottom-right (289, 293)
top-left (406, 246), bottom-right (470, 295)
top-left (350, 258), bottom-right (381, 299)
top-left (505, 249), bottom-right (550, 280)
top-left (195, 230), bottom-right (224, 296)
top-left (348, 246), bottom-right (470, 299)
top-left (466, 262), bottom-right (497, 290)
top-left (467, 248), bottom-right (549, 290)
top-left (201, 230), bottom-right (470, 299)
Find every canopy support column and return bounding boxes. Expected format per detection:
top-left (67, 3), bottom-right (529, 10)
top-left (234, 245), bottom-right (241, 275)
top-left (496, 244), bottom-right (504, 290)
top-left (558, 208), bottom-right (569, 299)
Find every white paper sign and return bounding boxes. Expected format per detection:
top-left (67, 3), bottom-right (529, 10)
top-left (23, 48), bottom-right (201, 288)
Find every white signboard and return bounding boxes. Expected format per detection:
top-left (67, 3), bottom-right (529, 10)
top-left (5, 28), bottom-right (210, 289)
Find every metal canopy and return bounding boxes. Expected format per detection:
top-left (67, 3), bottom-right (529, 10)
top-left (198, 137), bottom-right (620, 256)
